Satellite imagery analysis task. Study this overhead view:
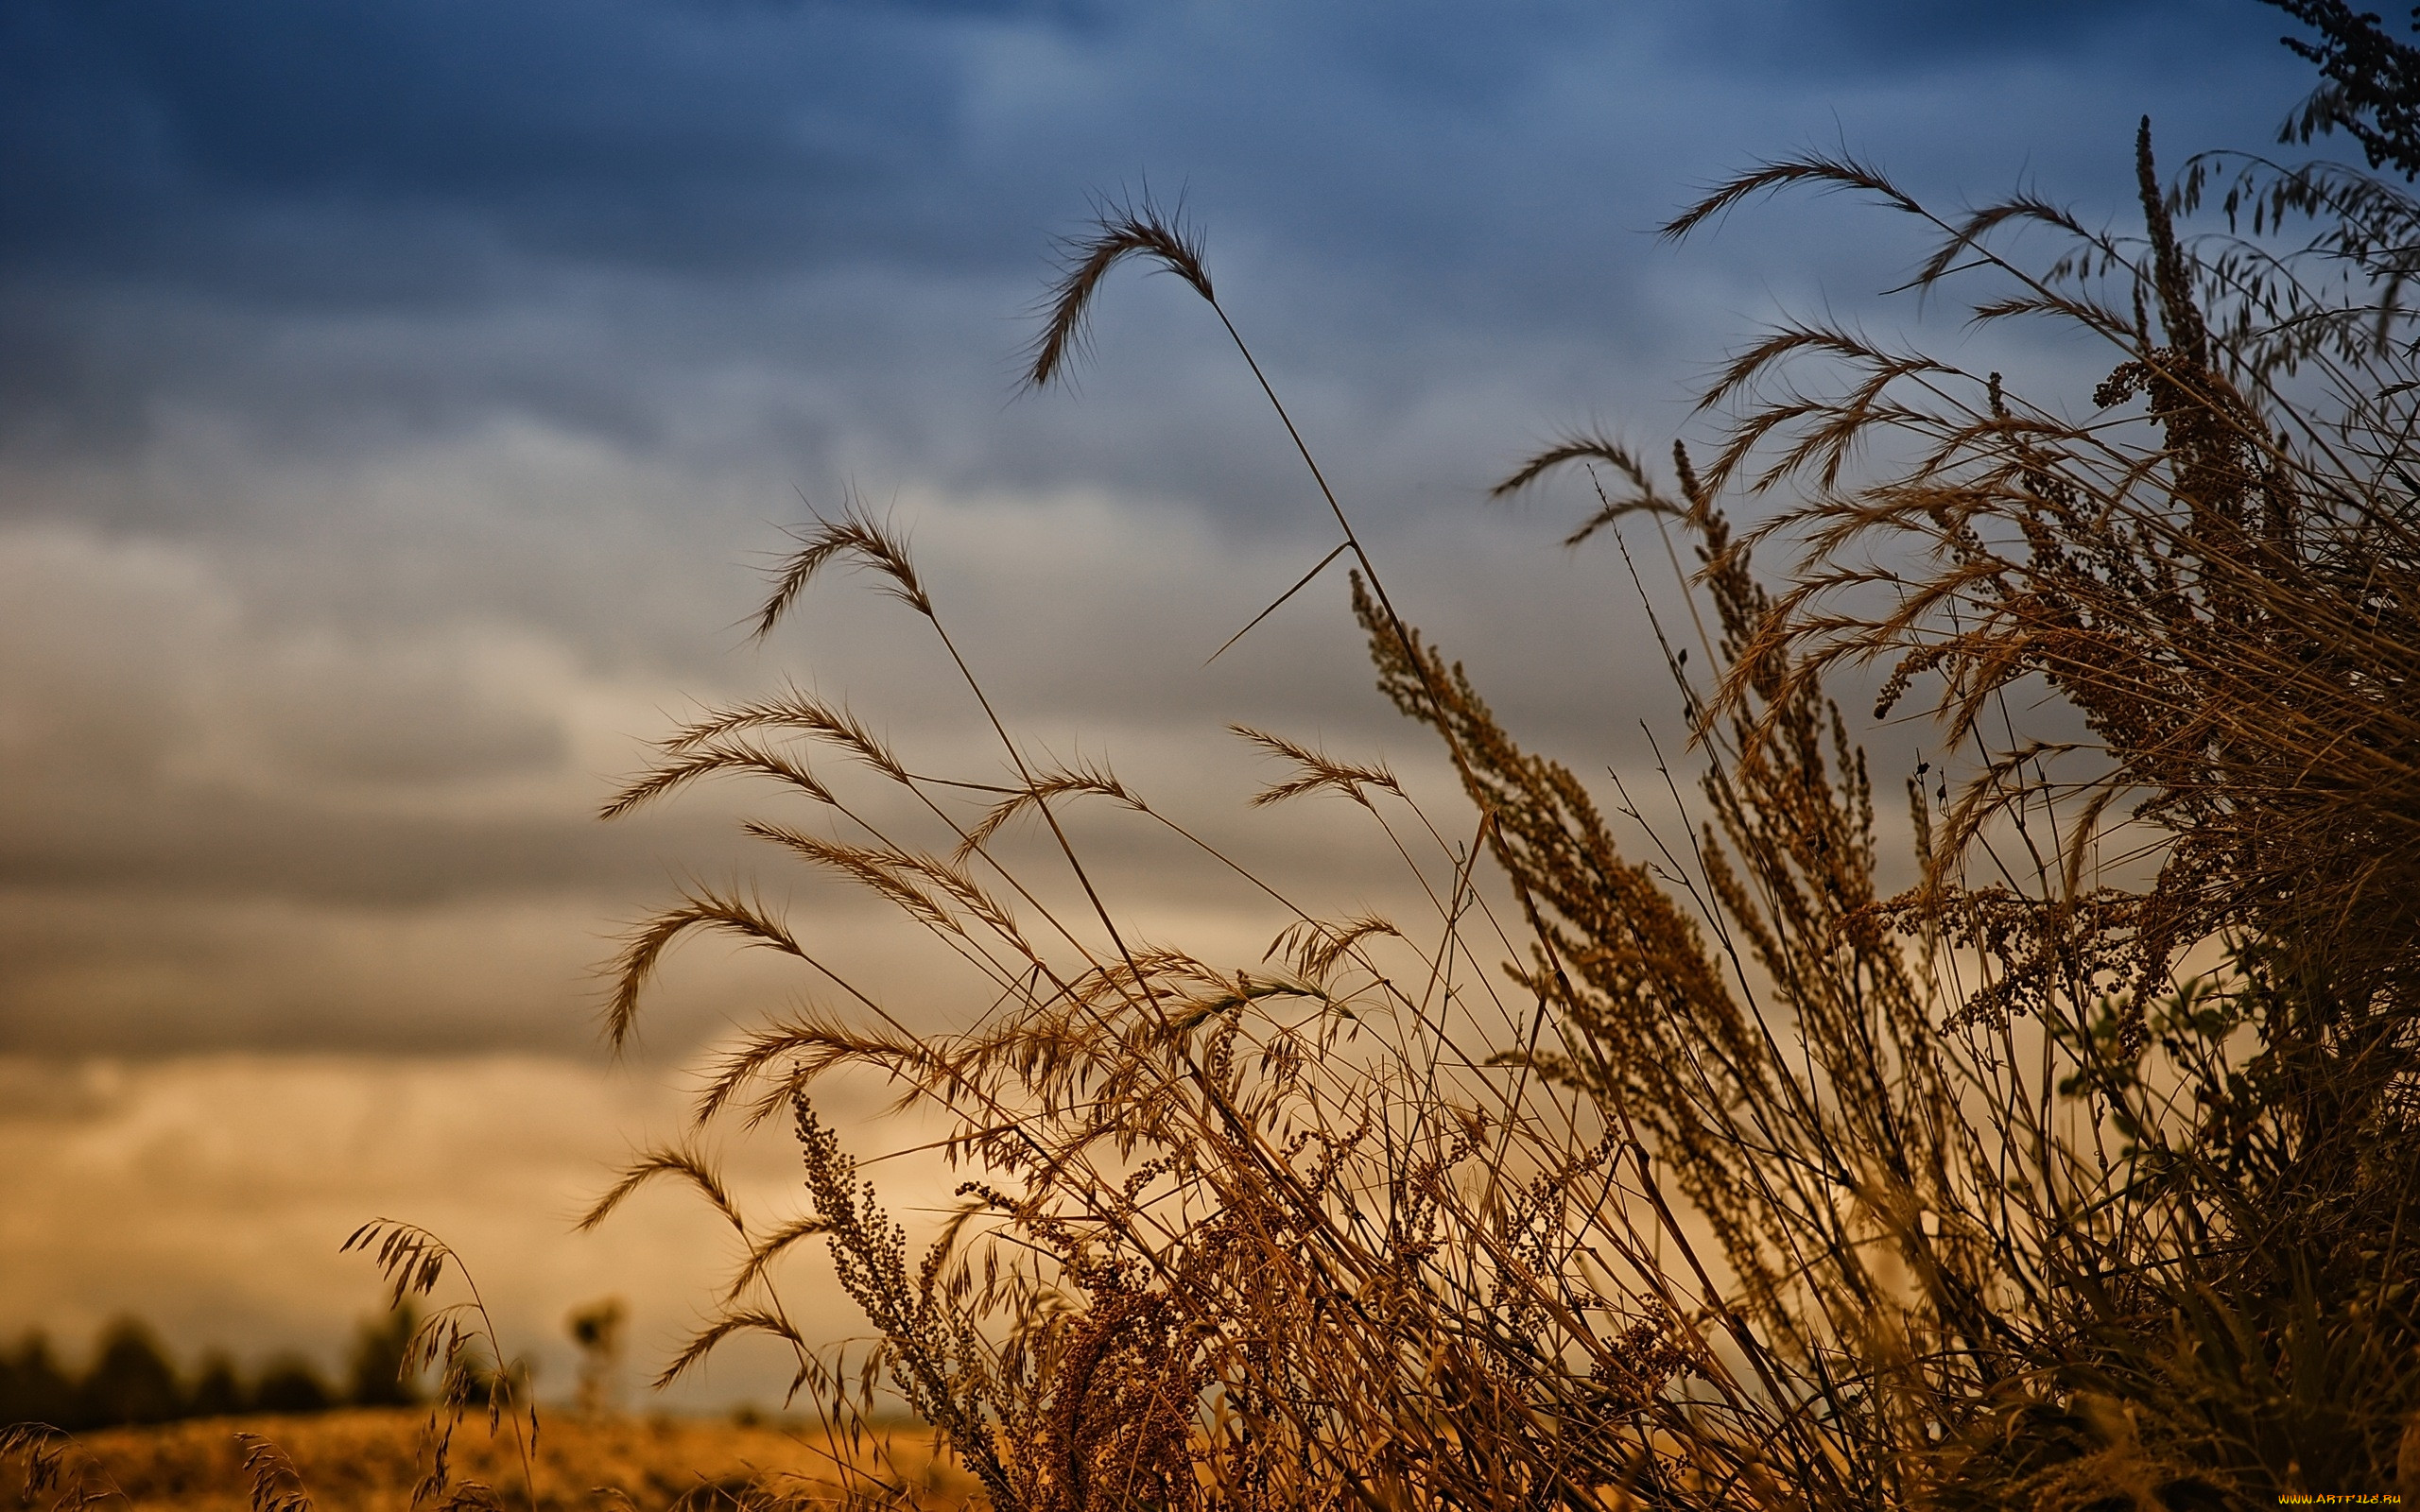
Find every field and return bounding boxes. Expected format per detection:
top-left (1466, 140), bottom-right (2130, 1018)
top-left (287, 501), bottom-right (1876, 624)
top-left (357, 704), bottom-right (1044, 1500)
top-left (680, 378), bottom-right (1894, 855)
top-left (39, 1411), bottom-right (969, 1512)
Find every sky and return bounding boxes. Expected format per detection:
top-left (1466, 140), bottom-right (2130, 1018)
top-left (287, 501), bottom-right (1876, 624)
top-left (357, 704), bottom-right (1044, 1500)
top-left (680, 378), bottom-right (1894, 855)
top-left (0, 0), bottom-right (2322, 1411)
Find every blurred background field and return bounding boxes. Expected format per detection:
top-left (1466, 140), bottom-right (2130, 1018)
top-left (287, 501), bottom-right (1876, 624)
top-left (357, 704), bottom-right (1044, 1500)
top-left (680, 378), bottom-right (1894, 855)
top-left (50, 1409), bottom-right (968, 1512)
top-left (5, 1309), bottom-right (971, 1511)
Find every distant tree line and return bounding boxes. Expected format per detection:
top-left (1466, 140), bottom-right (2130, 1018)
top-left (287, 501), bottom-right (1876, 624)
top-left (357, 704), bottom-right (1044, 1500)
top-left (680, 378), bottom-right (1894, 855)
top-left (0, 1310), bottom-right (420, 1430)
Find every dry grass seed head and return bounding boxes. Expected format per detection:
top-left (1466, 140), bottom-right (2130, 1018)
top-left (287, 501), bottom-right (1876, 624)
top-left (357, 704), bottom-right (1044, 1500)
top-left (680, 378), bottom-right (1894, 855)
top-left (754, 510), bottom-right (933, 640)
top-left (0, 1426), bottom-right (126, 1512)
top-left (653, 688), bottom-right (910, 789)
top-left (1230, 725), bottom-right (1402, 808)
top-left (1026, 197), bottom-right (1215, 390)
top-left (598, 741), bottom-right (836, 823)
top-left (1267, 915), bottom-right (1406, 984)
top-left (603, 886), bottom-right (812, 1051)
top-left (233, 1434), bottom-right (315, 1512)
top-left (579, 1143), bottom-right (748, 1237)
top-left (956, 761), bottom-right (1145, 861)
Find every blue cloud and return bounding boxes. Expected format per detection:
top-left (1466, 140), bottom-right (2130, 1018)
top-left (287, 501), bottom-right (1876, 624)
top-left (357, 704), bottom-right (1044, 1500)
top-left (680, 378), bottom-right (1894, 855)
top-left (0, 0), bottom-right (992, 281)
top-left (0, 0), bottom-right (2319, 473)
top-left (2, 0), bottom-right (2295, 284)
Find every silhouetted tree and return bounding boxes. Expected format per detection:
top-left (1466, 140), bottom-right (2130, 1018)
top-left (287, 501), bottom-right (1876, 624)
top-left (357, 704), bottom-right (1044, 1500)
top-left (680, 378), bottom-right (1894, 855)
top-left (187, 1351), bottom-right (247, 1418)
top-left (345, 1306), bottom-right (421, 1407)
top-left (0, 1333), bottom-right (77, 1428)
top-left (250, 1357), bottom-right (333, 1415)
top-left (78, 1321), bottom-right (181, 1428)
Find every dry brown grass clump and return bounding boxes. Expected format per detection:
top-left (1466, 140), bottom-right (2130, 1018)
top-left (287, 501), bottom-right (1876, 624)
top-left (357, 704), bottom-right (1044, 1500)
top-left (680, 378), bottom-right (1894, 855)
top-left (574, 119), bottom-right (2420, 1511)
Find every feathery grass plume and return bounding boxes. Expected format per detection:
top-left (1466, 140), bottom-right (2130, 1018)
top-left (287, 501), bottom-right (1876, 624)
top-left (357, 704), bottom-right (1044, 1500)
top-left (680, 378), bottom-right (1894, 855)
top-left (1267, 915), bottom-right (1403, 984)
top-left (598, 741), bottom-right (836, 823)
top-left (602, 885), bottom-right (819, 1050)
top-left (1026, 197), bottom-right (1213, 391)
top-left (954, 761), bottom-right (1143, 861)
top-left (1020, 183), bottom-right (1465, 737)
top-left (579, 1145), bottom-right (748, 1236)
top-left (1230, 726), bottom-right (1401, 809)
top-left (649, 687), bottom-right (915, 781)
top-left (755, 508), bottom-right (933, 641)
top-left (1490, 433), bottom-right (1690, 546)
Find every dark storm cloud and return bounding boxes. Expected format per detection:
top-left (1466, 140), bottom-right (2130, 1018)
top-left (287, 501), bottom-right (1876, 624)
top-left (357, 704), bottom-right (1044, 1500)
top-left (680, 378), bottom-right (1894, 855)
top-left (0, 795), bottom-right (651, 904)
top-left (0, 0), bottom-right (2310, 456)
top-left (0, 0), bottom-right (1011, 455)
top-left (0, 0), bottom-right (978, 284)
top-left (1700, 0), bottom-right (2218, 69)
